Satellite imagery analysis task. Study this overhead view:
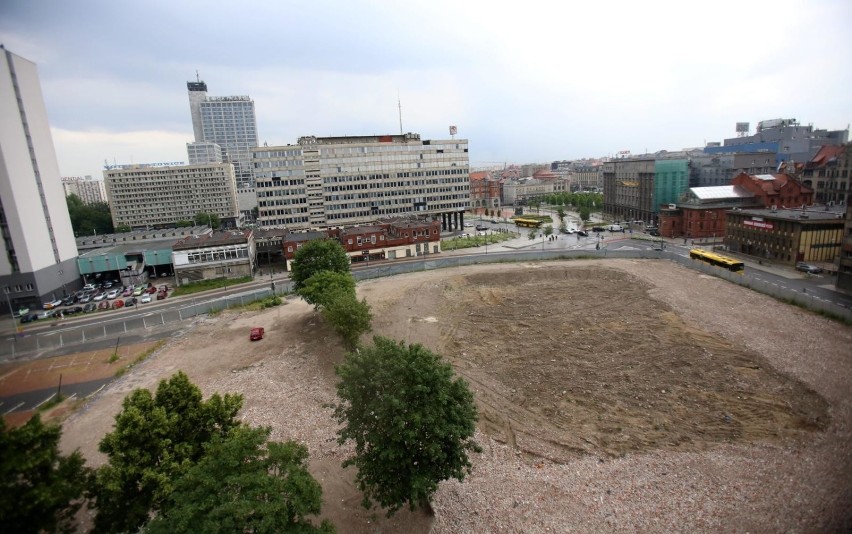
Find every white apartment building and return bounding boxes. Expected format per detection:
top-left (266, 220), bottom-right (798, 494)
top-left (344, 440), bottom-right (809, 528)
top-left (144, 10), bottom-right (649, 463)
top-left (252, 133), bottom-right (470, 231)
top-left (0, 46), bottom-right (79, 311)
top-left (187, 81), bottom-right (258, 183)
top-left (62, 175), bottom-right (107, 205)
top-left (104, 162), bottom-right (239, 229)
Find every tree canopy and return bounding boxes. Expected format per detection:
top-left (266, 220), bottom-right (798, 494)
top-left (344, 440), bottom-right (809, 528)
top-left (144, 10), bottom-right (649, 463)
top-left (299, 270), bottom-right (357, 310)
top-left (290, 239), bottom-right (351, 293)
top-left (194, 212), bottom-right (221, 229)
top-left (0, 414), bottom-right (90, 534)
top-left (90, 371), bottom-right (243, 533)
top-left (147, 426), bottom-right (334, 534)
top-left (322, 291), bottom-right (372, 350)
top-left (66, 194), bottom-right (114, 236)
top-left (333, 336), bottom-right (480, 516)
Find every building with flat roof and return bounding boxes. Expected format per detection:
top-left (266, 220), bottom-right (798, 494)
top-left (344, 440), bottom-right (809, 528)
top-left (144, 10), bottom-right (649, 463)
top-left (186, 141), bottom-right (223, 165)
top-left (253, 133), bottom-right (470, 231)
top-left (172, 229), bottom-right (255, 285)
top-left (62, 175), bottom-right (107, 205)
top-left (0, 46), bottom-right (79, 312)
top-left (104, 162), bottom-right (239, 229)
top-left (187, 80), bottom-right (258, 183)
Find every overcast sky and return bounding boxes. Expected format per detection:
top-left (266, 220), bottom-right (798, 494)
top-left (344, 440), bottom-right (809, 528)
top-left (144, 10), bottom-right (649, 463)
top-left (2, 0), bottom-right (851, 177)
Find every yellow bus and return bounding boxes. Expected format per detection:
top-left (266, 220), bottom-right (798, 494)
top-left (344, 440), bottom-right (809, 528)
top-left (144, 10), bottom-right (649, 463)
top-left (513, 218), bottom-right (543, 228)
top-left (689, 248), bottom-right (745, 274)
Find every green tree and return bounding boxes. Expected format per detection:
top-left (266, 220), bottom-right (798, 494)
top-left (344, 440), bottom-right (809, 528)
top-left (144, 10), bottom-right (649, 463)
top-left (0, 414), bottom-right (90, 534)
top-left (90, 372), bottom-right (243, 533)
top-left (175, 220), bottom-right (193, 228)
top-left (194, 212), bottom-right (221, 229)
top-left (544, 225), bottom-right (554, 237)
top-left (147, 426), bottom-right (334, 534)
top-left (556, 207), bottom-right (566, 221)
top-left (66, 194), bottom-right (115, 236)
top-left (528, 229), bottom-right (537, 240)
top-left (322, 290), bottom-right (372, 350)
top-left (579, 205), bottom-right (591, 222)
top-left (299, 271), bottom-right (356, 310)
top-left (291, 239), bottom-right (351, 293)
top-left (114, 223), bottom-right (131, 233)
top-left (333, 336), bottom-right (480, 516)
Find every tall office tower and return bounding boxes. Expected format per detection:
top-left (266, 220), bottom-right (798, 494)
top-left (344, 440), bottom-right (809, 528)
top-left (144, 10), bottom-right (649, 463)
top-left (0, 46), bottom-right (79, 312)
top-left (61, 175), bottom-right (108, 205)
top-left (187, 80), bottom-right (258, 185)
top-left (186, 141), bottom-right (223, 165)
top-left (253, 133), bottom-right (470, 231)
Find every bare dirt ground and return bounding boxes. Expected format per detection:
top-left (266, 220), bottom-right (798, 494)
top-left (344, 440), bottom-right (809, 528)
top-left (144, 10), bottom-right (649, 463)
top-left (16, 258), bottom-right (851, 532)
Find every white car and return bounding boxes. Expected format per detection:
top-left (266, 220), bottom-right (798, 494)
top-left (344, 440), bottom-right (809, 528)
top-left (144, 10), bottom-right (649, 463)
top-left (107, 289), bottom-right (121, 299)
top-left (463, 222), bottom-right (474, 228)
top-left (140, 293), bottom-right (152, 304)
top-left (93, 292), bottom-right (106, 301)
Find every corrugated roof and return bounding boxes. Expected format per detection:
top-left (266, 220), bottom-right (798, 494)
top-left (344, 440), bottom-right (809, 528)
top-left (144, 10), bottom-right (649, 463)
top-left (690, 186), bottom-right (753, 200)
top-left (754, 174), bottom-right (776, 181)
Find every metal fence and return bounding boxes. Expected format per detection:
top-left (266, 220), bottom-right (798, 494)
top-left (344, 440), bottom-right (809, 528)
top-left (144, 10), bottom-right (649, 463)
top-left (4, 248), bottom-right (848, 361)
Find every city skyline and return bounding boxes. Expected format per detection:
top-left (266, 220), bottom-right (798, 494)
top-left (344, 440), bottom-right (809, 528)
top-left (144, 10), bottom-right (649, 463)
top-left (1, 0), bottom-right (850, 179)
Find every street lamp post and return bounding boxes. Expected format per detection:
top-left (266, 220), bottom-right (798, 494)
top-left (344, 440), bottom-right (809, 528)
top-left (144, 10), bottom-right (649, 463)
top-left (705, 210), bottom-right (717, 251)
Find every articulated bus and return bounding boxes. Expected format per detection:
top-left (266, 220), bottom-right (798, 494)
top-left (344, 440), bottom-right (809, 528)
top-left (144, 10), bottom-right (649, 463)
top-left (513, 218), bottom-right (543, 228)
top-left (689, 248), bottom-right (745, 274)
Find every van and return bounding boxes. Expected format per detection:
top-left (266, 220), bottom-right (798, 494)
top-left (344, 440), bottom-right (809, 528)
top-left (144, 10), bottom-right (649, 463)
top-left (608, 224), bottom-right (624, 232)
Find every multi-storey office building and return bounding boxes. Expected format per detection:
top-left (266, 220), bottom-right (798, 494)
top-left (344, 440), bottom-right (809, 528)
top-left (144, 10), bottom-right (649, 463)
top-left (186, 141), bottom-right (223, 165)
top-left (61, 175), bottom-right (107, 205)
top-left (253, 133), bottom-right (470, 231)
top-left (104, 162), bottom-right (239, 229)
top-left (187, 81), bottom-right (258, 184)
top-left (0, 47), bottom-right (79, 312)
top-left (602, 156), bottom-right (657, 224)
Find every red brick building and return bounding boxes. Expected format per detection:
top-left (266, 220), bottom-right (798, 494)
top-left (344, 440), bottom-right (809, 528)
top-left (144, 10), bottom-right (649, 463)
top-left (282, 218), bottom-right (441, 270)
top-left (470, 171), bottom-right (502, 211)
top-left (730, 172), bottom-right (813, 209)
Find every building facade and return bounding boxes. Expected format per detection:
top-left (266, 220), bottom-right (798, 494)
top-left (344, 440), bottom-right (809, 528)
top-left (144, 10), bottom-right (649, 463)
top-left (104, 162), bottom-right (239, 229)
top-left (186, 141), bottom-right (223, 165)
top-left (574, 165), bottom-right (603, 191)
top-left (61, 175), bottom-right (107, 205)
top-left (803, 144), bottom-right (849, 205)
top-left (0, 47), bottom-right (79, 312)
top-left (838, 204), bottom-right (852, 291)
top-left (253, 133), bottom-right (470, 231)
top-left (602, 156), bottom-right (656, 224)
top-left (172, 229), bottom-right (255, 285)
top-left (470, 171), bottom-right (502, 210)
top-left (725, 207), bottom-right (844, 265)
top-left (502, 178), bottom-right (553, 205)
top-left (187, 81), bottom-right (258, 184)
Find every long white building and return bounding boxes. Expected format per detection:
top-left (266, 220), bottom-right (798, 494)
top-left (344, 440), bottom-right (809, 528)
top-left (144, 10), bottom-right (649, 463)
top-left (0, 46), bottom-right (79, 311)
top-left (252, 133), bottom-right (470, 231)
top-left (104, 162), bottom-right (239, 229)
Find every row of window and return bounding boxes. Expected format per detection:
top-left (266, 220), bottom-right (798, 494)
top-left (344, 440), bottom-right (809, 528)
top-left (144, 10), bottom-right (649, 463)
top-left (4, 283), bottom-right (34, 293)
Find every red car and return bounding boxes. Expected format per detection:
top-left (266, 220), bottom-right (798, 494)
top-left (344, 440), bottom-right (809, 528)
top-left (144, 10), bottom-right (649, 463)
top-left (146, 286), bottom-right (158, 294)
top-left (250, 327), bottom-right (264, 341)
top-left (113, 299), bottom-right (124, 309)
top-left (156, 290), bottom-right (168, 300)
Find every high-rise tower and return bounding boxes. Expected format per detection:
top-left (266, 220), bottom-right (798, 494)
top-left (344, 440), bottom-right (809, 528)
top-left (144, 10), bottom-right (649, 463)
top-left (0, 46), bottom-right (79, 312)
top-left (187, 79), bottom-right (258, 185)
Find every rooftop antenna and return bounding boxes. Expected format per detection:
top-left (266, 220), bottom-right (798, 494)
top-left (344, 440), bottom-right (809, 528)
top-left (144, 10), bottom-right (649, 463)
top-left (397, 90), bottom-right (403, 135)
top-left (196, 70), bottom-right (200, 83)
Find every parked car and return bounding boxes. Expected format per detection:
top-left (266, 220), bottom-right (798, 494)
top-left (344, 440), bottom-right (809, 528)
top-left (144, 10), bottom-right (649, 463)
top-left (42, 299), bottom-right (63, 310)
top-left (62, 295), bottom-right (76, 306)
top-left (250, 327), bottom-right (264, 341)
top-left (77, 294), bottom-right (92, 304)
top-left (795, 262), bottom-right (823, 274)
top-left (49, 309), bottom-right (64, 319)
top-left (14, 307), bottom-right (30, 318)
top-left (112, 299), bottom-right (124, 309)
top-left (93, 292), bottom-right (108, 301)
top-left (82, 283), bottom-right (97, 292)
top-left (122, 287), bottom-right (133, 297)
top-left (20, 313), bottom-right (39, 324)
top-left (37, 310), bottom-right (53, 319)
top-left (463, 222), bottom-right (474, 228)
top-left (475, 224), bottom-right (487, 231)
top-left (98, 300), bottom-right (110, 310)
top-left (591, 227), bottom-right (606, 232)
top-left (133, 287), bottom-right (145, 297)
top-left (146, 286), bottom-right (158, 294)
top-left (648, 229), bottom-right (661, 237)
top-left (608, 224), bottom-right (624, 232)
top-left (140, 293), bottom-right (152, 304)
top-left (83, 302), bottom-right (97, 313)
top-left (125, 297), bottom-right (137, 307)
top-left (66, 306), bottom-right (84, 315)
top-left (577, 230), bottom-right (589, 237)
top-left (156, 289), bottom-right (168, 300)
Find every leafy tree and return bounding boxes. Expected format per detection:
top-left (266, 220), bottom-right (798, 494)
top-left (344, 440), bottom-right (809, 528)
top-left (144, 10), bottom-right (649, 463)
top-left (556, 207), bottom-right (566, 221)
top-left (544, 225), bottom-right (554, 237)
top-left (175, 220), bottom-right (193, 228)
top-left (66, 194), bottom-right (115, 236)
top-left (114, 223), bottom-right (131, 233)
top-left (194, 212), bottom-right (221, 229)
top-left (579, 205), bottom-right (591, 222)
top-left (0, 414), bottom-right (90, 534)
top-left (333, 336), bottom-right (480, 516)
top-left (528, 229), bottom-right (537, 240)
top-left (299, 271), bottom-right (356, 310)
top-left (147, 426), bottom-right (334, 534)
top-left (322, 290), bottom-right (372, 350)
top-left (291, 239), bottom-right (350, 293)
top-left (90, 372), bottom-right (243, 533)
